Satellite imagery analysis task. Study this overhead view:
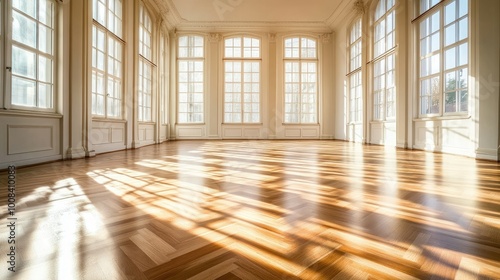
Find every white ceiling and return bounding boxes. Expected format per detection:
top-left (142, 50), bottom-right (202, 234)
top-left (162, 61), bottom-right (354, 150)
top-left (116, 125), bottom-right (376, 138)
top-left (153, 0), bottom-right (357, 31)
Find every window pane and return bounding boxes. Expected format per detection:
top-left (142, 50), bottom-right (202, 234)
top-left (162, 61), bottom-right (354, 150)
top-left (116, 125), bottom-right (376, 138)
top-left (350, 19), bottom-right (362, 72)
top-left (12, 46), bottom-right (36, 79)
top-left (38, 83), bottom-right (52, 109)
top-left (38, 56), bottom-right (52, 83)
top-left (12, 77), bottom-right (36, 107)
top-left (13, 11), bottom-right (37, 49)
top-left (39, 0), bottom-right (54, 27)
top-left (139, 4), bottom-right (153, 60)
top-left (179, 36), bottom-right (204, 58)
top-left (38, 24), bottom-right (53, 54)
top-left (445, 1), bottom-right (456, 25)
top-left (13, 0), bottom-right (36, 18)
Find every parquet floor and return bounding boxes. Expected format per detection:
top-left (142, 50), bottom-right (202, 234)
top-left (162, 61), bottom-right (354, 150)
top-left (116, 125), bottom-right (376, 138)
top-left (1, 140), bottom-right (500, 279)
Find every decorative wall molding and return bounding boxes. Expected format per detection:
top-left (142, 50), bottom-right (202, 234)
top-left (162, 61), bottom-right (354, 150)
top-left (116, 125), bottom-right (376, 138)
top-left (151, 0), bottom-right (182, 31)
top-left (209, 33), bottom-right (222, 42)
top-left (353, 0), bottom-right (365, 15)
top-left (171, 21), bottom-right (332, 33)
top-left (7, 125), bottom-right (54, 155)
top-left (268, 33), bottom-right (277, 43)
top-left (321, 33), bottom-right (332, 43)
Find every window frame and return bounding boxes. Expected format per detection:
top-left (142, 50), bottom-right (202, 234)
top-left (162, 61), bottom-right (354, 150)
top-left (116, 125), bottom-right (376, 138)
top-left (348, 18), bottom-right (363, 124)
top-left (138, 2), bottom-right (155, 123)
top-left (223, 36), bottom-right (262, 124)
top-left (177, 34), bottom-right (205, 124)
top-left (5, 0), bottom-right (58, 112)
top-left (417, 0), bottom-right (470, 117)
top-left (159, 33), bottom-right (168, 125)
top-left (372, 0), bottom-right (397, 122)
top-left (91, 0), bottom-right (124, 119)
top-left (283, 36), bottom-right (319, 124)
top-left (0, 0), bottom-right (4, 109)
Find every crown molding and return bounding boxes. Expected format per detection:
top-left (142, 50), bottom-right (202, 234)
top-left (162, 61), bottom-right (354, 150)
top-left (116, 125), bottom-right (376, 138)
top-left (149, 0), bottom-right (185, 31)
top-left (154, 0), bottom-right (339, 33)
top-left (172, 21), bottom-right (333, 33)
top-left (326, 0), bottom-right (357, 30)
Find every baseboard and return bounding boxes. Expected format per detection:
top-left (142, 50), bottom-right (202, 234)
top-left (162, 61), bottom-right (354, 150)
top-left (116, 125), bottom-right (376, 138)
top-left (476, 148), bottom-right (499, 161)
top-left (67, 147), bottom-right (86, 159)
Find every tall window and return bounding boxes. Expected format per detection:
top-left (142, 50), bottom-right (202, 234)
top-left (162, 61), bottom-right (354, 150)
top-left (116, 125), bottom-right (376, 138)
top-left (138, 3), bottom-right (153, 122)
top-left (373, 0), bottom-right (396, 121)
top-left (178, 35), bottom-right (204, 123)
top-left (0, 0), bottom-right (3, 108)
top-left (92, 0), bottom-right (123, 118)
top-left (10, 0), bottom-right (56, 109)
top-left (284, 37), bottom-right (318, 124)
top-left (349, 19), bottom-right (362, 123)
top-left (419, 0), bottom-right (468, 116)
top-left (224, 37), bottom-right (261, 123)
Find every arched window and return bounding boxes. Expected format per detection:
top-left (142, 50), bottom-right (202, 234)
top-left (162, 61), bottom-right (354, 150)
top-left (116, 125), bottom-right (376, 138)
top-left (418, 0), bottom-right (469, 115)
top-left (224, 36), bottom-right (261, 123)
top-left (284, 37), bottom-right (318, 124)
top-left (177, 35), bottom-right (204, 123)
top-left (373, 0), bottom-right (396, 121)
top-left (92, 0), bottom-right (123, 118)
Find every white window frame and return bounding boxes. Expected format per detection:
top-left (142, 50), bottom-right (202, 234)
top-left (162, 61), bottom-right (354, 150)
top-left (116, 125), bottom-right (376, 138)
top-left (138, 2), bottom-right (154, 122)
top-left (417, 0), bottom-right (469, 117)
top-left (91, 0), bottom-right (123, 119)
top-left (0, 0), bottom-right (4, 109)
top-left (5, 0), bottom-right (57, 112)
top-left (373, 0), bottom-right (396, 121)
top-left (223, 36), bottom-right (261, 124)
top-left (283, 36), bottom-right (318, 124)
top-left (177, 35), bottom-right (205, 124)
top-left (348, 18), bottom-right (362, 124)
top-left (159, 34), bottom-right (168, 125)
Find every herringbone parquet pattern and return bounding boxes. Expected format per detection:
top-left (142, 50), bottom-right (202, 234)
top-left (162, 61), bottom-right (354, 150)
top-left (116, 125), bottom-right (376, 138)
top-left (1, 140), bottom-right (500, 279)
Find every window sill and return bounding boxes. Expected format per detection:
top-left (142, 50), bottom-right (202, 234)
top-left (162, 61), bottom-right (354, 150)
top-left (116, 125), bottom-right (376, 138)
top-left (222, 123), bottom-right (263, 125)
top-left (139, 121), bottom-right (156, 125)
top-left (370, 120), bottom-right (396, 124)
top-left (282, 123), bottom-right (320, 126)
top-left (92, 118), bottom-right (126, 123)
top-left (414, 115), bottom-right (471, 122)
top-left (0, 109), bottom-right (62, 119)
top-left (176, 123), bottom-right (206, 126)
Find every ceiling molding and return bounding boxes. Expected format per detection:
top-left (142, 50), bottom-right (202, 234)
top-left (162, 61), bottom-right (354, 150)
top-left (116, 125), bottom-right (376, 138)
top-left (154, 0), bottom-right (351, 32)
top-left (326, 0), bottom-right (359, 30)
top-left (172, 21), bottom-right (333, 33)
top-left (149, 0), bottom-right (184, 31)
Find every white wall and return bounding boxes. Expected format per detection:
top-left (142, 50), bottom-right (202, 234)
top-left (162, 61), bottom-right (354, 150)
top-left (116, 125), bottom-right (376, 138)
top-left (474, 0), bottom-right (500, 160)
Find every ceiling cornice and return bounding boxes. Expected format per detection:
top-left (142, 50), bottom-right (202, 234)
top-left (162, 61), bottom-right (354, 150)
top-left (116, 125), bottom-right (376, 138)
top-left (173, 21), bottom-right (333, 33)
top-left (152, 0), bottom-right (348, 33)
